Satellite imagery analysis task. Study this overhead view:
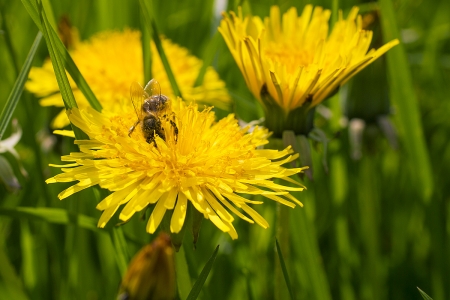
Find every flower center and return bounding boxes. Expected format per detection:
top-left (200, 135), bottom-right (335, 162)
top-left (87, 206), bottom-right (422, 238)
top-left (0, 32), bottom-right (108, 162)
top-left (264, 42), bottom-right (314, 74)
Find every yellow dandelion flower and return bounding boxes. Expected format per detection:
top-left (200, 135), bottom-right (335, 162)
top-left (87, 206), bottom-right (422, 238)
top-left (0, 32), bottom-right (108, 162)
top-left (26, 29), bottom-right (230, 128)
top-left (219, 5), bottom-right (399, 135)
top-left (46, 99), bottom-right (306, 239)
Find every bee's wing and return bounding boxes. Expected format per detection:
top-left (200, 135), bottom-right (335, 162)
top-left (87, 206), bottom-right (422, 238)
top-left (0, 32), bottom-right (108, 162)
top-left (130, 82), bottom-right (144, 120)
top-left (144, 79), bottom-right (161, 97)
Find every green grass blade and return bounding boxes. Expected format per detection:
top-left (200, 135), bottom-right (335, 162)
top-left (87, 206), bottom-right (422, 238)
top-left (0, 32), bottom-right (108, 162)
top-left (37, 0), bottom-right (75, 109)
top-left (379, 0), bottom-right (433, 202)
top-left (41, 0), bottom-right (55, 27)
top-left (330, 0), bottom-right (339, 26)
top-left (139, 0), bottom-right (183, 98)
top-left (193, 32), bottom-right (220, 87)
top-left (417, 287), bottom-right (434, 300)
top-left (111, 227), bottom-right (129, 276)
top-left (20, 0), bottom-right (102, 112)
top-left (246, 272), bottom-right (254, 300)
top-left (0, 32), bottom-right (42, 140)
top-left (0, 246), bottom-right (30, 300)
top-left (20, 221), bottom-right (39, 295)
top-left (0, 207), bottom-right (99, 231)
top-left (140, 10), bottom-right (152, 84)
top-left (186, 245), bottom-right (219, 300)
top-left (175, 245), bottom-right (192, 300)
top-left (36, 0), bottom-right (88, 139)
top-left (275, 239), bottom-right (295, 300)
top-left (290, 199), bottom-right (332, 300)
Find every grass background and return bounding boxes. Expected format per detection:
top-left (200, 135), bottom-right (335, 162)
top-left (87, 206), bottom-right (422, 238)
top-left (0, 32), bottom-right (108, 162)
top-left (1, 0), bottom-right (449, 299)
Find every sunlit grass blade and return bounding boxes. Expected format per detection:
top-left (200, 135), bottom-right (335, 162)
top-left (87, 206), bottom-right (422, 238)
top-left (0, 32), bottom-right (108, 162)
top-left (417, 287), bottom-right (433, 300)
top-left (41, 0), bottom-right (55, 26)
top-left (140, 11), bottom-right (152, 83)
top-left (37, 0), bottom-right (75, 109)
top-left (111, 227), bottom-right (129, 276)
top-left (275, 239), bottom-right (295, 300)
top-left (36, 0), bottom-right (88, 140)
top-left (20, 0), bottom-right (102, 112)
top-left (379, 0), bottom-right (433, 202)
top-left (330, 0), bottom-right (339, 26)
top-left (0, 32), bottom-right (42, 140)
top-left (0, 207), bottom-right (99, 231)
top-left (186, 245), bottom-right (219, 300)
top-left (139, 0), bottom-right (182, 98)
top-left (175, 245), bottom-right (192, 300)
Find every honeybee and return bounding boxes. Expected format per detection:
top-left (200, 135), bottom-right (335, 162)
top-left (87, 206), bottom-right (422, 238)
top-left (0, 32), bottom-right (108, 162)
top-left (129, 79), bottom-right (178, 146)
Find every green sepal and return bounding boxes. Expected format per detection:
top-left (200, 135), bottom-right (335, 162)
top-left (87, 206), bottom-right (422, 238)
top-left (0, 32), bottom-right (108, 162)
top-left (260, 84), bottom-right (315, 137)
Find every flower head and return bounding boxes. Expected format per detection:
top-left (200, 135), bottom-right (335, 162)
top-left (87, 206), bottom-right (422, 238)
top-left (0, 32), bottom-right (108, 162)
top-left (219, 5), bottom-right (399, 134)
top-left (46, 99), bottom-right (306, 239)
top-left (26, 29), bottom-right (230, 128)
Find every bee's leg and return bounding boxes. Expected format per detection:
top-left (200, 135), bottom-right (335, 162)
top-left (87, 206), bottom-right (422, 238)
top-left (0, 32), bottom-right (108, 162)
top-left (128, 120), bottom-right (140, 137)
top-left (170, 120), bottom-right (178, 143)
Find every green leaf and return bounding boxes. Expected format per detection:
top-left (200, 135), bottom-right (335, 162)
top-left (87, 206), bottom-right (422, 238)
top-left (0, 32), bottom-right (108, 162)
top-left (417, 287), bottom-right (433, 300)
top-left (175, 245), bottom-right (192, 300)
top-left (0, 207), bottom-right (99, 231)
top-left (20, 0), bottom-right (103, 112)
top-left (379, 0), bottom-right (433, 202)
top-left (139, 0), bottom-right (183, 98)
top-left (275, 239), bottom-right (296, 300)
top-left (186, 245), bottom-right (219, 300)
top-left (0, 32), bottom-right (42, 141)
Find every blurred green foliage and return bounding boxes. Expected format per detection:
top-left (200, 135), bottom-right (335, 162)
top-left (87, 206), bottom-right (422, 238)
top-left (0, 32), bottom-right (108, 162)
top-left (1, 0), bottom-right (450, 299)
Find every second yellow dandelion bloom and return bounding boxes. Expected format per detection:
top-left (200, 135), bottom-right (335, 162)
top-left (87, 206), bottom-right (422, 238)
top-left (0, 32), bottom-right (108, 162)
top-left (26, 29), bottom-right (231, 128)
top-left (219, 5), bottom-right (399, 135)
